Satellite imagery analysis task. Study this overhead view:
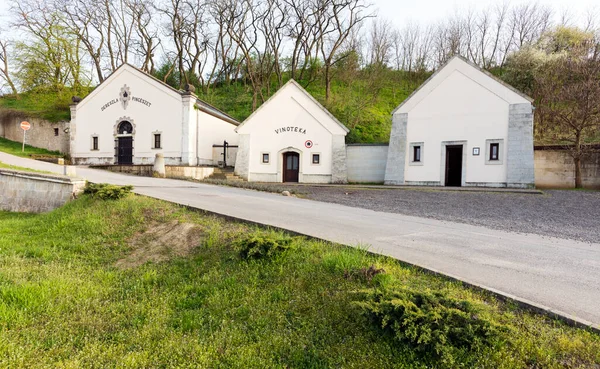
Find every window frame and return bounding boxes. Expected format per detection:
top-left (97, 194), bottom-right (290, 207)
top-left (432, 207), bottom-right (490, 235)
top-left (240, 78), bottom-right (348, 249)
top-left (489, 143), bottom-right (499, 161)
top-left (484, 139), bottom-right (504, 165)
top-left (408, 142), bottom-right (424, 166)
top-left (91, 135), bottom-right (99, 151)
top-left (311, 153), bottom-right (321, 165)
top-left (261, 152), bottom-right (270, 164)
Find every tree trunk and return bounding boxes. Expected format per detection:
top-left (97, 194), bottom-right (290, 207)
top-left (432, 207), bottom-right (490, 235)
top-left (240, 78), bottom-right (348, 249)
top-left (324, 64), bottom-right (331, 102)
top-left (574, 133), bottom-right (583, 189)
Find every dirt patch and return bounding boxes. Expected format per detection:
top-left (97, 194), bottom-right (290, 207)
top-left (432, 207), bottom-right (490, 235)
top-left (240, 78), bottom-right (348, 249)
top-left (116, 220), bottom-right (204, 269)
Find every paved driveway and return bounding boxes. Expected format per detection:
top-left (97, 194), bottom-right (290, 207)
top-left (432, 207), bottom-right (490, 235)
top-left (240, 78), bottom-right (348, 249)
top-left (1, 152), bottom-right (599, 329)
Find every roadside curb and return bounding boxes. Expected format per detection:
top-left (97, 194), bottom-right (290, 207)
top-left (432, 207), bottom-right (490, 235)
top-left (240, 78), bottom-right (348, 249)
top-left (168, 195), bottom-right (599, 335)
top-left (254, 182), bottom-right (544, 194)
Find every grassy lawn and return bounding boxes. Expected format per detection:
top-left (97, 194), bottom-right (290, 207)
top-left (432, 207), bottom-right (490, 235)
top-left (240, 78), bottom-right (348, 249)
top-left (0, 137), bottom-right (62, 158)
top-left (0, 195), bottom-right (598, 368)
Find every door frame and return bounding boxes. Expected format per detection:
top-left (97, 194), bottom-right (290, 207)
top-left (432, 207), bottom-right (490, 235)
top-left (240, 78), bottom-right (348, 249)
top-left (116, 135), bottom-right (134, 165)
top-left (277, 147), bottom-right (302, 183)
top-left (114, 118), bottom-right (136, 165)
top-left (439, 141), bottom-right (467, 187)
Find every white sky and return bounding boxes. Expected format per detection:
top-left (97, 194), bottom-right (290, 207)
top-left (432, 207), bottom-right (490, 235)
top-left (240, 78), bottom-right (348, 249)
top-left (0, 0), bottom-right (598, 32)
top-left (375, 0), bottom-right (598, 27)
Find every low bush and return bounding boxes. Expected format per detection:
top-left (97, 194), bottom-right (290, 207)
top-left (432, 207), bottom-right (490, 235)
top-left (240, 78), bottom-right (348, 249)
top-left (84, 182), bottom-right (134, 200)
top-left (236, 232), bottom-right (294, 259)
top-left (355, 287), bottom-right (506, 365)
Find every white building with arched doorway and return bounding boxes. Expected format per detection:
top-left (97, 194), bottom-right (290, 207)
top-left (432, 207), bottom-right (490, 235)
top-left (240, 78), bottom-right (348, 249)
top-left (234, 80), bottom-right (348, 183)
top-left (69, 64), bottom-right (239, 166)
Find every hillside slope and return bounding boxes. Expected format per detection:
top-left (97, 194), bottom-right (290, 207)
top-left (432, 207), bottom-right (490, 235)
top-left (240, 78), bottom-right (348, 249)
top-left (0, 71), bottom-right (428, 144)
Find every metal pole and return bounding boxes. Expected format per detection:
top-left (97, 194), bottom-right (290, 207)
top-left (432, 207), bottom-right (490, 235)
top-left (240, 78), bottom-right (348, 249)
top-left (223, 140), bottom-right (228, 167)
top-left (22, 130), bottom-right (26, 153)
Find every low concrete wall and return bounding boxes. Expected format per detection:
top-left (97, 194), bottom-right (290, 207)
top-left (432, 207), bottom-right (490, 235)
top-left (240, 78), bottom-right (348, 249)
top-left (0, 109), bottom-right (70, 154)
top-left (346, 144), bottom-right (389, 183)
top-left (0, 169), bottom-right (85, 213)
top-left (535, 149), bottom-right (600, 189)
top-left (167, 166), bottom-right (215, 180)
top-left (93, 165), bottom-right (215, 181)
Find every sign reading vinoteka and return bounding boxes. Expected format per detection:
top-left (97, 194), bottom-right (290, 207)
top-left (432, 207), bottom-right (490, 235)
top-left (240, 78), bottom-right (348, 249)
top-left (275, 126), bottom-right (307, 134)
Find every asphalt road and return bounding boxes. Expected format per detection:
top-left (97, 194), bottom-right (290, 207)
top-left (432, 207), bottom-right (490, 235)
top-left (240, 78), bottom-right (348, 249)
top-left (1, 152), bottom-right (599, 329)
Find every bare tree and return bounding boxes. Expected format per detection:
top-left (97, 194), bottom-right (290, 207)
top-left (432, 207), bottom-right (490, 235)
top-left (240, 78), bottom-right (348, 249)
top-left (318, 0), bottom-right (374, 102)
top-left (128, 0), bottom-right (160, 73)
top-left (367, 17), bottom-right (392, 67)
top-left (0, 37), bottom-right (18, 94)
top-left (510, 2), bottom-right (553, 49)
top-left (535, 52), bottom-right (600, 188)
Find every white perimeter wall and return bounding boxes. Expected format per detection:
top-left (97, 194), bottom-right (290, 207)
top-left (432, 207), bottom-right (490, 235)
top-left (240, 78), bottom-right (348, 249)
top-left (197, 110), bottom-right (239, 165)
top-left (73, 66), bottom-right (183, 164)
top-left (347, 145), bottom-right (388, 183)
top-left (404, 70), bottom-right (509, 184)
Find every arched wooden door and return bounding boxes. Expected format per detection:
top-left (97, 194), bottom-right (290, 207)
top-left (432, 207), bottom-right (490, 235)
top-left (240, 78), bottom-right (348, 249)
top-left (283, 152), bottom-right (300, 182)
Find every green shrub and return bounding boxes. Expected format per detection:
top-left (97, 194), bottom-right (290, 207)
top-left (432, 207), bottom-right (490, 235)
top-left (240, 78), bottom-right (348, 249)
top-left (355, 287), bottom-right (505, 364)
top-left (84, 182), bottom-right (133, 200)
top-left (236, 232), bottom-right (294, 259)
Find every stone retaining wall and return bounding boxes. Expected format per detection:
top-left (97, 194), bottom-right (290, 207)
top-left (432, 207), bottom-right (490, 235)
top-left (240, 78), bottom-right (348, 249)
top-left (92, 165), bottom-right (215, 181)
top-left (0, 169), bottom-right (85, 213)
top-left (535, 149), bottom-right (600, 189)
top-left (0, 109), bottom-right (69, 154)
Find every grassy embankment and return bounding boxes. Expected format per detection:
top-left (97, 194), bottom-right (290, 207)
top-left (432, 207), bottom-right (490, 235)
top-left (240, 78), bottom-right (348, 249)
top-left (0, 161), bottom-right (53, 174)
top-left (0, 194), bottom-right (598, 368)
top-left (0, 71), bottom-right (427, 143)
top-left (0, 136), bottom-right (62, 159)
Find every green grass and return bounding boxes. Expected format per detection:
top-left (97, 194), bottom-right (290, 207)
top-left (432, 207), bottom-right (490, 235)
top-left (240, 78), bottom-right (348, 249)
top-left (0, 161), bottom-right (53, 174)
top-left (0, 136), bottom-right (62, 158)
top-left (0, 195), bottom-right (598, 368)
top-left (0, 87), bottom-right (91, 122)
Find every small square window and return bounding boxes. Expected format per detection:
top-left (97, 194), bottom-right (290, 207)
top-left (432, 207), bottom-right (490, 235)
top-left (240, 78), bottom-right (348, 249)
top-left (413, 146), bottom-right (421, 162)
top-left (154, 133), bottom-right (161, 149)
top-left (262, 153), bottom-right (269, 163)
top-left (312, 154), bottom-right (320, 164)
top-left (473, 147), bottom-right (480, 156)
top-left (489, 143), bottom-right (499, 161)
top-left (54, 128), bottom-right (59, 136)
top-left (92, 136), bottom-right (98, 151)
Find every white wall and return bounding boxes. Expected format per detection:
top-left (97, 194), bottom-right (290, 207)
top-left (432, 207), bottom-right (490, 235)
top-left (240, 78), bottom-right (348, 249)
top-left (197, 110), bottom-right (239, 165)
top-left (73, 66), bottom-right (183, 164)
top-left (404, 69), bottom-right (510, 184)
top-left (347, 145), bottom-right (388, 183)
top-left (237, 81), bottom-right (347, 183)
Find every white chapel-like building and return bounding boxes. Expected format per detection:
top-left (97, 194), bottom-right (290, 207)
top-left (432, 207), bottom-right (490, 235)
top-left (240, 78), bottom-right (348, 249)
top-left (69, 64), bottom-right (239, 166)
top-left (384, 56), bottom-right (536, 188)
top-left (234, 80), bottom-right (349, 183)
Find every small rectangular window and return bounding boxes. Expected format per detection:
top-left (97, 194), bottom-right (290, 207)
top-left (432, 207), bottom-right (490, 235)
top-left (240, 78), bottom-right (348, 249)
top-left (262, 153), bottom-right (269, 163)
top-left (92, 136), bottom-right (98, 151)
top-left (154, 133), bottom-right (161, 149)
top-left (312, 154), bottom-right (320, 164)
top-left (54, 128), bottom-right (59, 136)
top-left (490, 143), bottom-right (499, 161)
top-left (413, 146), bottom-right (421, 162)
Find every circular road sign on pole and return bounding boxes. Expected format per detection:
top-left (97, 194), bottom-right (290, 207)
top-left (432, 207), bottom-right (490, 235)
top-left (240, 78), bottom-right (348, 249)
top-left (21, 121), bottom-right (31, 152)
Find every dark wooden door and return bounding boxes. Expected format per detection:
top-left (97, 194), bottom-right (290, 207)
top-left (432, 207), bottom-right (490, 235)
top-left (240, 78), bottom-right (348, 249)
top-left (283, 152), bottom-right (299, 182)
top-left (445, 145), bottom-right (463, 187)
top-left (117, 136), bottom-right (133, 164)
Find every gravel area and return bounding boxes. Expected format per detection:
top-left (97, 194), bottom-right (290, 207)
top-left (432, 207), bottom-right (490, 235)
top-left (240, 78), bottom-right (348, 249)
top-left (293, 186), bottom-right (600, 244)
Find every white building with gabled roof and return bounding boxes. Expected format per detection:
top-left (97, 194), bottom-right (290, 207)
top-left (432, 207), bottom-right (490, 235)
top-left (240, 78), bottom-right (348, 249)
top-left (234, 80), bottom-right (349, 183)
top-left (69, 63), bottom-right (239, 166)
top-left (384, 55), bottom-right (535, 188)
